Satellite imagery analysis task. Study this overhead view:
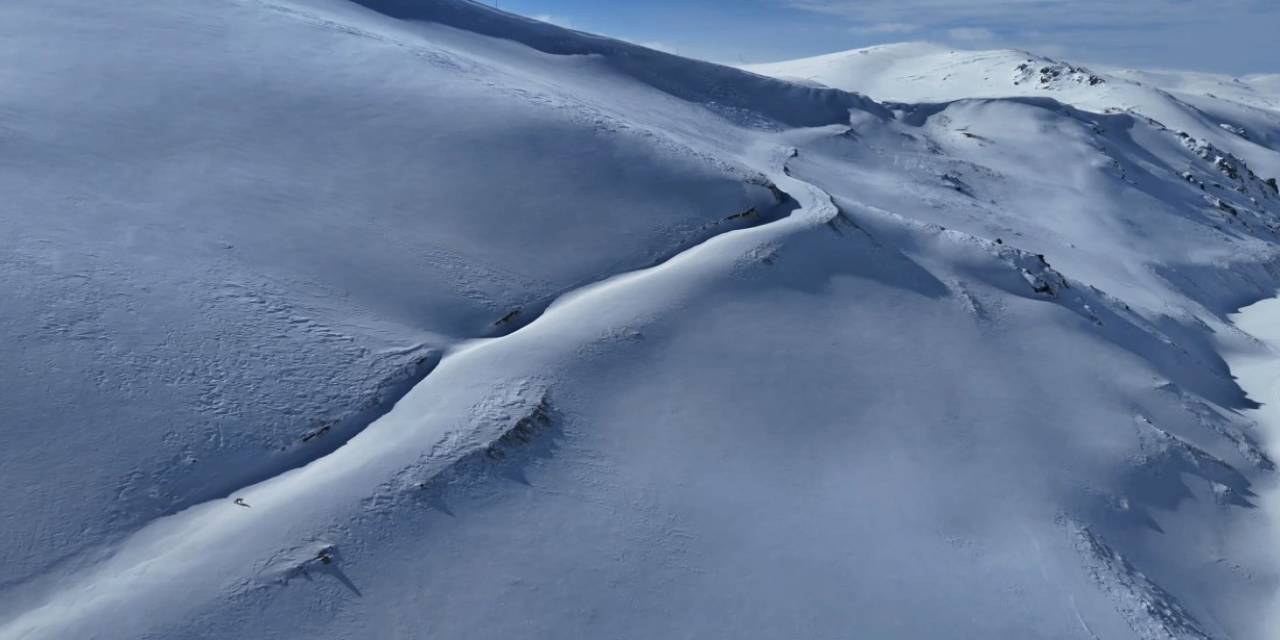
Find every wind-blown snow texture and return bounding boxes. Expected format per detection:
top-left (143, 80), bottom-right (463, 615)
top-left (3, 3), bottom-right (1280, 639)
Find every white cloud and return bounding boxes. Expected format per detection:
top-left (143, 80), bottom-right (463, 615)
top-left (782, 0), bottom-right (1274, 32)
top-left (532, 14), bottom-right (572, 28)
top-left (638, 41), bottom-right (677, 54)
top-left (852, 22), bottom-right (920, 34)
top-left (946, 27), bottom-right (994, 41)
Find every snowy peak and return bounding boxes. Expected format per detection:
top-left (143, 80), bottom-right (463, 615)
top-left (748, 42), bottom-right (1280, 181)
top-left (746, 43), bottom-right (1116, 101)
top-left (336, 0), bottom-right (889, 126)
top-left (1011, 56), bottom-right (1106, 89)
top-left (745, 42), bottom-right (1276, 110)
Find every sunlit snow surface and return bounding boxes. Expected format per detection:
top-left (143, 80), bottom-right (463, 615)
top-left (3, 2), bottom-right (1280, 639)
top-left (1226, 297), bottom-right (1280, 634)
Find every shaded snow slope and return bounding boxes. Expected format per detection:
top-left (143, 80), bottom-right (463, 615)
top-left (0, 0), bottom-right (802, 594)
top-left (4, 5), bottom-right (1280, 640)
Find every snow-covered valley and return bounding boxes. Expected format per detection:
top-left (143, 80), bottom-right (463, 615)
top-left (3, 2), bottom-right (1280, 638)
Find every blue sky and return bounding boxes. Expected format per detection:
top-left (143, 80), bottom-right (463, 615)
top-left (482, 0), bottom-right (1279, 74)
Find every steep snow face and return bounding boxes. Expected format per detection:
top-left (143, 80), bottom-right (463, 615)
top-left (4, 4), bottom-right (1280, 640)
top-left (747, 43), bottom-right (1280, 181)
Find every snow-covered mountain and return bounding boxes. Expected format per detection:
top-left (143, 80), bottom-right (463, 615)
top-left (3, 3), bottom-right (1280, 639)
top-left (747, 42), bottom-right (1280, 181)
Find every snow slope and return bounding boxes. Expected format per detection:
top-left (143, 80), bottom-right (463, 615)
top-left (4, 4), bottom-right (1280, 639)
top-left (1, 0), bottom-right (805, 593)
top-left (747, 42), bottom-right (1280, 181)
top-left (1225, 296), bottom-right (1280, 634)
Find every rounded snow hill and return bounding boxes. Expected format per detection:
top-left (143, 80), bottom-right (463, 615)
top-left (747, 43), bottom-right (1280, 180)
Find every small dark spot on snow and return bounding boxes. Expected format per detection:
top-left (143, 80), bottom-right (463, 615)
top-left (494, 309), bottom-right (521, 327)
top-left (300, 424), bottom-right (331, 443)
top-left (723, 207), bottom-right (759, 222)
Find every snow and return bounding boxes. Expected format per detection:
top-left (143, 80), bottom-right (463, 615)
top-left (1, 0), bottom-right (787, 596)
top-left (1226, 297), bottom-right (1280, 633)
top-left (3, 3), bottom-right (1280, 639)
top-left (746, 43), bottom-right (1280, 181)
